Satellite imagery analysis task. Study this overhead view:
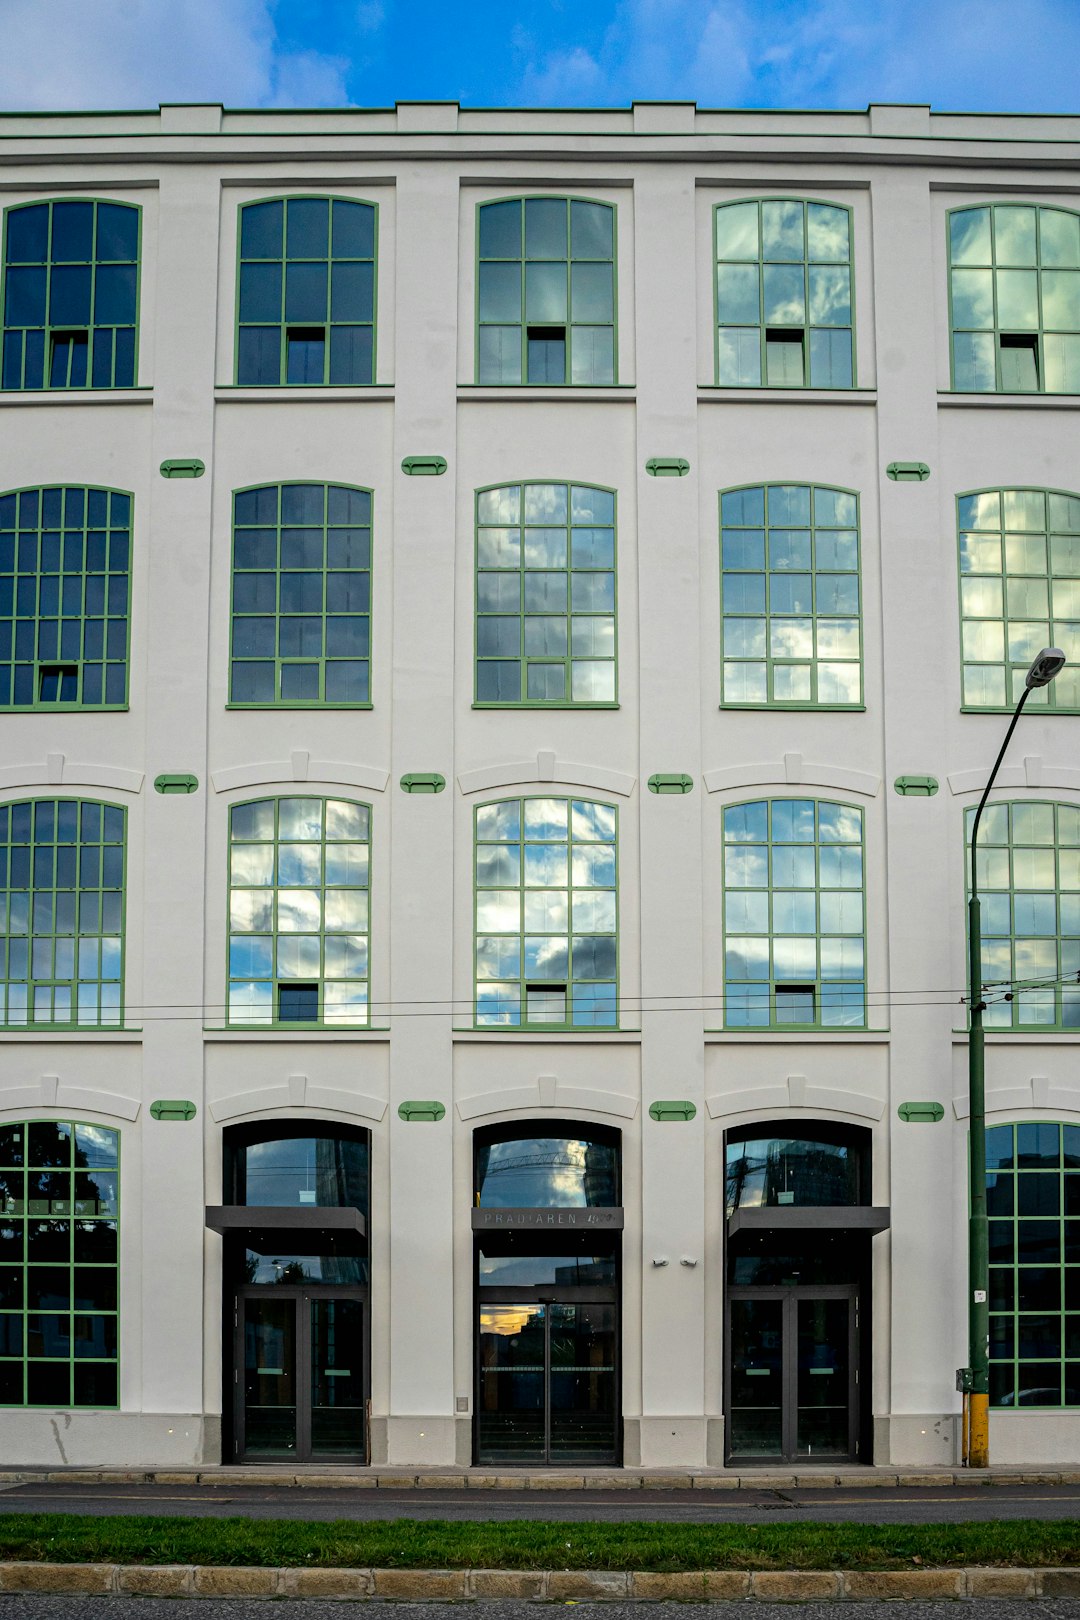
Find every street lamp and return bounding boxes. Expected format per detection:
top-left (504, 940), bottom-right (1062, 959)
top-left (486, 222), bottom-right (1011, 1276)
top-left (963, 646), bottom-right (1066, 1468)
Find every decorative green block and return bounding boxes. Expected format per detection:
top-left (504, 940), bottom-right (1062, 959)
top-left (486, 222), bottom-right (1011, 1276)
top-left (401, 455), bottom-right (447, 476)
top-left (400, 773), bottom-right (446, 794)
top-left (886, 462), bottom-right (930, 482)
top-left (150, 1100), bottom-right (197, 1121)
top-left (398, 1101), bottom-right (446, 1122)
top-left (649, 1101), bottom-right (697, 1122)
top-left (159, 459), bottom-right (205, 479)
top-left (894, 775), bottom-right (939, 797)
top-left (646, 457), bottom-right (690, 478)
top-left (898, 1101), bottom-right (945, 1123)
top-left (648, 773), bottom-right (694, 795)
top-left (154, 773), bottom-right (199, 795)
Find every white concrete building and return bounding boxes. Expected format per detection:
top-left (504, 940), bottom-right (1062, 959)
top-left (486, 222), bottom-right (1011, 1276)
top-left (1, 99), bottom-right (1080, 1471)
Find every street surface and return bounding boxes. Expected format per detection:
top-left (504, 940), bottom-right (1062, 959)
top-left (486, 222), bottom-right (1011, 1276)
top-left (3, 1480), bottom-right (1080, 1523)
top-left (3, 1602), bottom-right (1080, 1618)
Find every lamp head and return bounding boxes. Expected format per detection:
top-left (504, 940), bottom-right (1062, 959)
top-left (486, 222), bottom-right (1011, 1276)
top-left (1025, 647), bottom-right (1067, 689)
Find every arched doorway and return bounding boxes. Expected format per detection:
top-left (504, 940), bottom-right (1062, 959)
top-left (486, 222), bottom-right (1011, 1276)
top-left (472, 1121), bottom-right (621, 1465)
top-left (208, 1122), bottom-right (370, 1463)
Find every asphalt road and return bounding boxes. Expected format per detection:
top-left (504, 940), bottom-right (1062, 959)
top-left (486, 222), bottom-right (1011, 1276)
top-left (3, 1602), bottom-right (1080, 1619)
top-left (3, 1480), bottom-right (1080, 1523)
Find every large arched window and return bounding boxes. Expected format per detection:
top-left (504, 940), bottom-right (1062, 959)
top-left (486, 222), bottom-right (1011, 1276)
top-left (236, 196), bottom-right (376, 386)
top-left (227, 796), bottom-right (371, 1028)
top-left (725, 1123), bottom-right (865, 1217)
top-left (476, 196), bottom-right (616, 385)
top-left (0, 1119), bottom-right (119, 1408)
top-left (0, 799), bottom-right (125, 1029)
top-left (715, 198), bottom-right (854, 388)
top-left (958, 487), bottom-right (1080, 711)
top-left (0, 484), bottom-right (132, 710)
top-left (474, 1122), bottom-right (620, 1209)
top-left (475, 481), bottom-right (616, 705)
top-left (720, 482), bottom-right (861, 707)
top-left (967, 801), bottom-right (1080, 1029)
top-left (723, 798), bottom-right (865, 1029)
top-left (949, 205), bottom-right (1080, 393)
top-left (474, 796), bottom-right (617, 1029)
top-left (987, 1122), bottom-right (1080, 1408)
top-left (2, 199), bottom-right (139, 391)
top-left (229, 482), bottom-right (372, 707)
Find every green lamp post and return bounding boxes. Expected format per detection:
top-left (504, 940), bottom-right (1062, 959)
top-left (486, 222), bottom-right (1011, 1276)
top-left (964, 645), bottom-right (1066, 1468)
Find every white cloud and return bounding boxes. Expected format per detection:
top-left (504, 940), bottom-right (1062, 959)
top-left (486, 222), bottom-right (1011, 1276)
top-left (0, 0), bottom-right (352, 110)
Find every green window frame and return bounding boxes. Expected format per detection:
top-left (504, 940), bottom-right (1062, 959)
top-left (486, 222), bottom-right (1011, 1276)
top-left (720, 483), bottom-right (862, 707)
top-left (229, 482), bottom-right (372, 707)
top-left (227, 796), bottom-right (371, 1028)
top-left (0, 485), bottom-right (132, 711)
top-left (0, 799), bottom-right (125, 1030)
top-left (474, 796), bottom-right (617, 1030)
top-left (235, 195), bottom-right (377, 387)
top-left (0, 1119), bottom-right (119, 1409)
top-left (475, 480), bottom-right (617, 706)
top-left (987, 1121), bottom-right (1080, 1408)
top-left (723, 797), bottom-right (866, 1029)
top-left (2, 199), bottom-right (139, 390)
top-left (958, 486), bottom-right (1080, 712)
top-left (476, 196), bottom-right (617, 386)
top-left (714, 198), bottom-right (854, 388)
top-left (967, 800), bottom-right (1080, 1030)
top-left (949, 204), bottom-right (1080, 393)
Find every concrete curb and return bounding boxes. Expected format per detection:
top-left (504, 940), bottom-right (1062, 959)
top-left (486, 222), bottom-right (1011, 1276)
top-left (1, 1562), bottom-right (1079, 1600)
top-left (2, 1465), bottom-right (1079, 1490)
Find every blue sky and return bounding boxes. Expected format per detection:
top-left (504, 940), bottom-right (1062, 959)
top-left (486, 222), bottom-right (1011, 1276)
top-left (0, 0), bottom-right (1078, 113)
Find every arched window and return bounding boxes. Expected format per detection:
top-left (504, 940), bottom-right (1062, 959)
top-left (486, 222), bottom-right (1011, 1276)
top-left (227, 796), bottom-right (371, 1028)
top-left (224, 1120), bottom-right (369, 1213)
top-left (958, 487), bottom-right (1080, 711)
top-left (474, 796), bottom-right (617, 1029)
top-left (725, 1123), bottom-right (865, 1217)
top-left (720, 483), bottom-right (861, 707)
top-left (987, 1121), bottom-right (1080, 1408)
top-left (236, 196), bottom-right (376, 386)
top-left (967, 801), bottom-right (1080, 1029)
top-left (949, 205), bottom-right (1080, 393)
top-left (474, 1122), bottom-right (620, 1209)
top-left (0, 484), bottom-right (132, 710)
top-left (2, 199), bottom-right (139, 390)
top-left (715, 199), bottom-right (854, 388)
top-left (0, 1119), bottom-right (119, 1407)
top-left (475, 481), bottom-right (616, 705)
top-left (0, 799), bottom-right (125, 1029)
top-left (229, 482), bottom-right (372, 706)
top-left (476, 196), bottom-right (616, 385)
top-left (723, 798), bottom-right (865, 1029)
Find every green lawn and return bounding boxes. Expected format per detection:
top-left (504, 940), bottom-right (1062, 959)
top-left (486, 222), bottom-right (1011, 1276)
top-left (0, 1515), bottom-right (1078, 1571)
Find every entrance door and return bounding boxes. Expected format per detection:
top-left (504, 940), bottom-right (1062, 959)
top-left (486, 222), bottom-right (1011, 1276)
top-left (727, 1286), bottom-right (857, 1463)
top-left (477, 1296), bottom-right (617, 1464)
top-left (237, 1288), bottom-right (366, 1462)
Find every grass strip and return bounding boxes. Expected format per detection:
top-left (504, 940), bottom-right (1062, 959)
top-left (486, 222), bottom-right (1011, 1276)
top-left (0, 1515), bottom-right (1078, 1572)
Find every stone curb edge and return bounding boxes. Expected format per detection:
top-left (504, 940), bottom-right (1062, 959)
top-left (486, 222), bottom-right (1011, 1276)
top-left (0, 1562), bottom-right (1077, 1600)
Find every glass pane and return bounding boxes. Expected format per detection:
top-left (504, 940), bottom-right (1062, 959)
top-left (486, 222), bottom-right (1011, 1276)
top-left (728, 1298), bottom-right (783, 1456)
top-left (548, 1301), bottom-right (617, 1462)
top-left (476, 1134), bottom-right (617, 1207)
top-left (310, 1297), bottom-right (364, 1457)
top-left (476, 1302), bottom-right (546, 1462)
top-left (726, 1136), bottom-right (858, 1212)
top-left (796, 1297), bottom-right (850, 1456)
top-left (243, 1298), bottom-right (296, 1457)
top-left (240, 1135), bottom-right (368, 1208)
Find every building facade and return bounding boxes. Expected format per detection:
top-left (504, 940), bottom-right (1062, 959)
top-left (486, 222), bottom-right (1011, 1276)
top-left (1, 99), bottom-right (1080, 1469)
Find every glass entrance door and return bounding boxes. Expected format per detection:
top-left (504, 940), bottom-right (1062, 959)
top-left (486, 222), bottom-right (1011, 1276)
top-left (477, 1296), bottom-right (618, 1464)
top-left (727, 1287), bottom-right (857, 1463)
top-left (237, 1288), bottom-right (367, 1462)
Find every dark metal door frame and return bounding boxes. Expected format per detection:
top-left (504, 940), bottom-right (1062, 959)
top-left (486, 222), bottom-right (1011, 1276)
top-left (725, 1284), bottom-right (859, 1464)
top-left (475, 1285), bottom-right (620, 1466)
top-left (233, 1284), bottom-right (369, 1464)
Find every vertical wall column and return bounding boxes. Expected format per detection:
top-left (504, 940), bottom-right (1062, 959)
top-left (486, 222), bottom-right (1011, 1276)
top-left (140, 165), bottom-right (218, 1456)
top-left (872, 172), bottom-right (958, 1464)
top-left (632, 169), bottom-right (708, 1466)
top-left (385, 164), bottom-right (460, 1465)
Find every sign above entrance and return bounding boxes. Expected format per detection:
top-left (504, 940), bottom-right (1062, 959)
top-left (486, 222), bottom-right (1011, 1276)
top-left (471, 1206), bottom-right (624, 1231)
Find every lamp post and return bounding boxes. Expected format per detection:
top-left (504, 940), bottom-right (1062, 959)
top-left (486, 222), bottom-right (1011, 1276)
top-left (964, 646), bottom-right (1066, 1468)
